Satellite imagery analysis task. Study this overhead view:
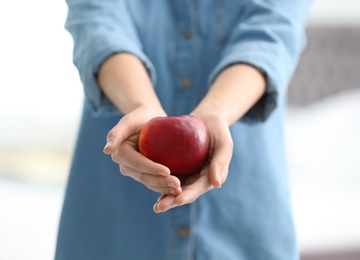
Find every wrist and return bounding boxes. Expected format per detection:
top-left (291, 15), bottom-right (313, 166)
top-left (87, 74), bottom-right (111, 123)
top-left (194, 64), bottom-right (266, 126)
top-left (98, 53), bottom-right (163, 115)
top-left (191, 103), bottom-right (228, 127)
top-left (142, 104), bottom-right (167, 117)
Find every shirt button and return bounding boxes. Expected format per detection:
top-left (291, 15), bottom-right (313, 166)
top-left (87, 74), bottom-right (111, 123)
top-left (183, 30), bottom-right (191, 40)
top-left (181, 77), bottom-right (191, 90)
top-left (177, 227), bottom-right (190, 237)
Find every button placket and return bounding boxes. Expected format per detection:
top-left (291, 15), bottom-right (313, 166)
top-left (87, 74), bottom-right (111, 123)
top-left (172, 1), bottom-right (195, 116)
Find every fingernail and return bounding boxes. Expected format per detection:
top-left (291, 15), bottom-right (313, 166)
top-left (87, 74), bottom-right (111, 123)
top-left (153, 203), bottom-right (160, 213)
top-left (156, 201), bottom-right (162, 212)
top-left (170, 190), bottom-right (175, 195)
top-left (217, 174), bottom-right (222, 188)
top-left (104, 141), bottom-right (112, 150)
top-left (159, 172), bottom-right (168, 176)
top-left (167, 182), bottom-right (175, 188)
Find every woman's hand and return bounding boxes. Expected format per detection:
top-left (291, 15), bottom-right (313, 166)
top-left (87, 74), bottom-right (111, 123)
top-left (103, 105), bottom-right (182, 196)
top-left (153, 111), bottom-right (233, 213)
top-left (153, 64), bottom-right (265, 213)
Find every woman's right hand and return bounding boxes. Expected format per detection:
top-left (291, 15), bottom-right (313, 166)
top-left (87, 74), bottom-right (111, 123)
top-left (103, 105), bottom-right (182, 196)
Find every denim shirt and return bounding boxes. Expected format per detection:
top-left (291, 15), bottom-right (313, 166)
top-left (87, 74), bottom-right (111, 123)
top-left (56, 1), bottom-right (312, 259)
top-left (65, 0), bottom-right (310, 121)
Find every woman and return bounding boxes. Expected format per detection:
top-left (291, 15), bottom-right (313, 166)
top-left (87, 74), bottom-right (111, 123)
top-left (56, 0), bottom-right (312, 259)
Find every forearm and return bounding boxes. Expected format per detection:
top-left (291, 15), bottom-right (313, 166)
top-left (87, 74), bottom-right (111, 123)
top-left (192, 64), bottom-right (266, 126)
top-left (98, 53), bottom-right (165, 115)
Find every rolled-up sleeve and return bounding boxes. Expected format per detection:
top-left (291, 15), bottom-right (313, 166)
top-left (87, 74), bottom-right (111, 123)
top-left (209, 0), bottom-right (312, 123)
top-left (65, 0), bottom-right (156, 116)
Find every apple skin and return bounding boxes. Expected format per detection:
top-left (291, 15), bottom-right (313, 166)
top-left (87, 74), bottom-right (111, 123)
top-left (138, 115), bottom-right (210, 175)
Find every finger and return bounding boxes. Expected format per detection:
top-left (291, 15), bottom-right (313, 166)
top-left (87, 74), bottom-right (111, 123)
top-left (119, 165), bottom-right (182, 194)
top-left (154, 173), bottom-right (213, 213)
top-left (103, 114), bottom-right (141, 154)
top-left (115, 143), bottom-right (171, 176)
top-left (208, 131), bottom-right (233, 188)
top-left (175, 174), bottom-right (213, 206)
top-left (153, 195), bottom-right (176, 213)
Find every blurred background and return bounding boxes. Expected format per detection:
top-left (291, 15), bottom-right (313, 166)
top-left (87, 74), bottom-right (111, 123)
top-left (0, 0), bottom-right (359, 259)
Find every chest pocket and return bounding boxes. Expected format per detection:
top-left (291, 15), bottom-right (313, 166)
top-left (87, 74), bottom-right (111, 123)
top-left (214, 0), bottom-right (245, 45)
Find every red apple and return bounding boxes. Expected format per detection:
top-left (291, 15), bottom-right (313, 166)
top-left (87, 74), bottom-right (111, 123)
top-left (138, 115), bottom-right (209, 175)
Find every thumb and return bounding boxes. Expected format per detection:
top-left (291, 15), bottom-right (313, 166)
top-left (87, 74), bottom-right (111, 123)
top-left (103, 115), bottom-right (141, 154)
top-left (208, 136), bottom-right (233, 188)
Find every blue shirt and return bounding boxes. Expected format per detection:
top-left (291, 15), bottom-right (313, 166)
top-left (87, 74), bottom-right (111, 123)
top-left (56, 1), bottom-right (311, 259)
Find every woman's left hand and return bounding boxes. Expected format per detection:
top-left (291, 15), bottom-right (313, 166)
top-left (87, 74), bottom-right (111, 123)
top-left (153, 111), bottom-right (233, 213)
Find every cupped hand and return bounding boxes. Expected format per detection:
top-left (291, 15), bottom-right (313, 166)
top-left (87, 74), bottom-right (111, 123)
top-left (153, 111), bottom-right (233, 213)
top-left (103, 105), bottom-right (182, 196)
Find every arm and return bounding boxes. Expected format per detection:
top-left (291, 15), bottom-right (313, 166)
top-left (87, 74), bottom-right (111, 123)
top-left (66, 1), bottom-right (182, 195)
top-left (153, 0), bottom-right (312, 213)
top-left (209, 0), bottom-right (312, 123)
top-left (193, 64), bottom-right (266, 126)
top-left (100, 53), bottom-right (183, 196)
top-left (153, 64), bottom-right (266, 213)
top-left (65, 0), bottom-right (156, 116)
top-left (192, 64), bottom-right (266, 185)
top-left (98, 53), bottom-right (163, 115)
